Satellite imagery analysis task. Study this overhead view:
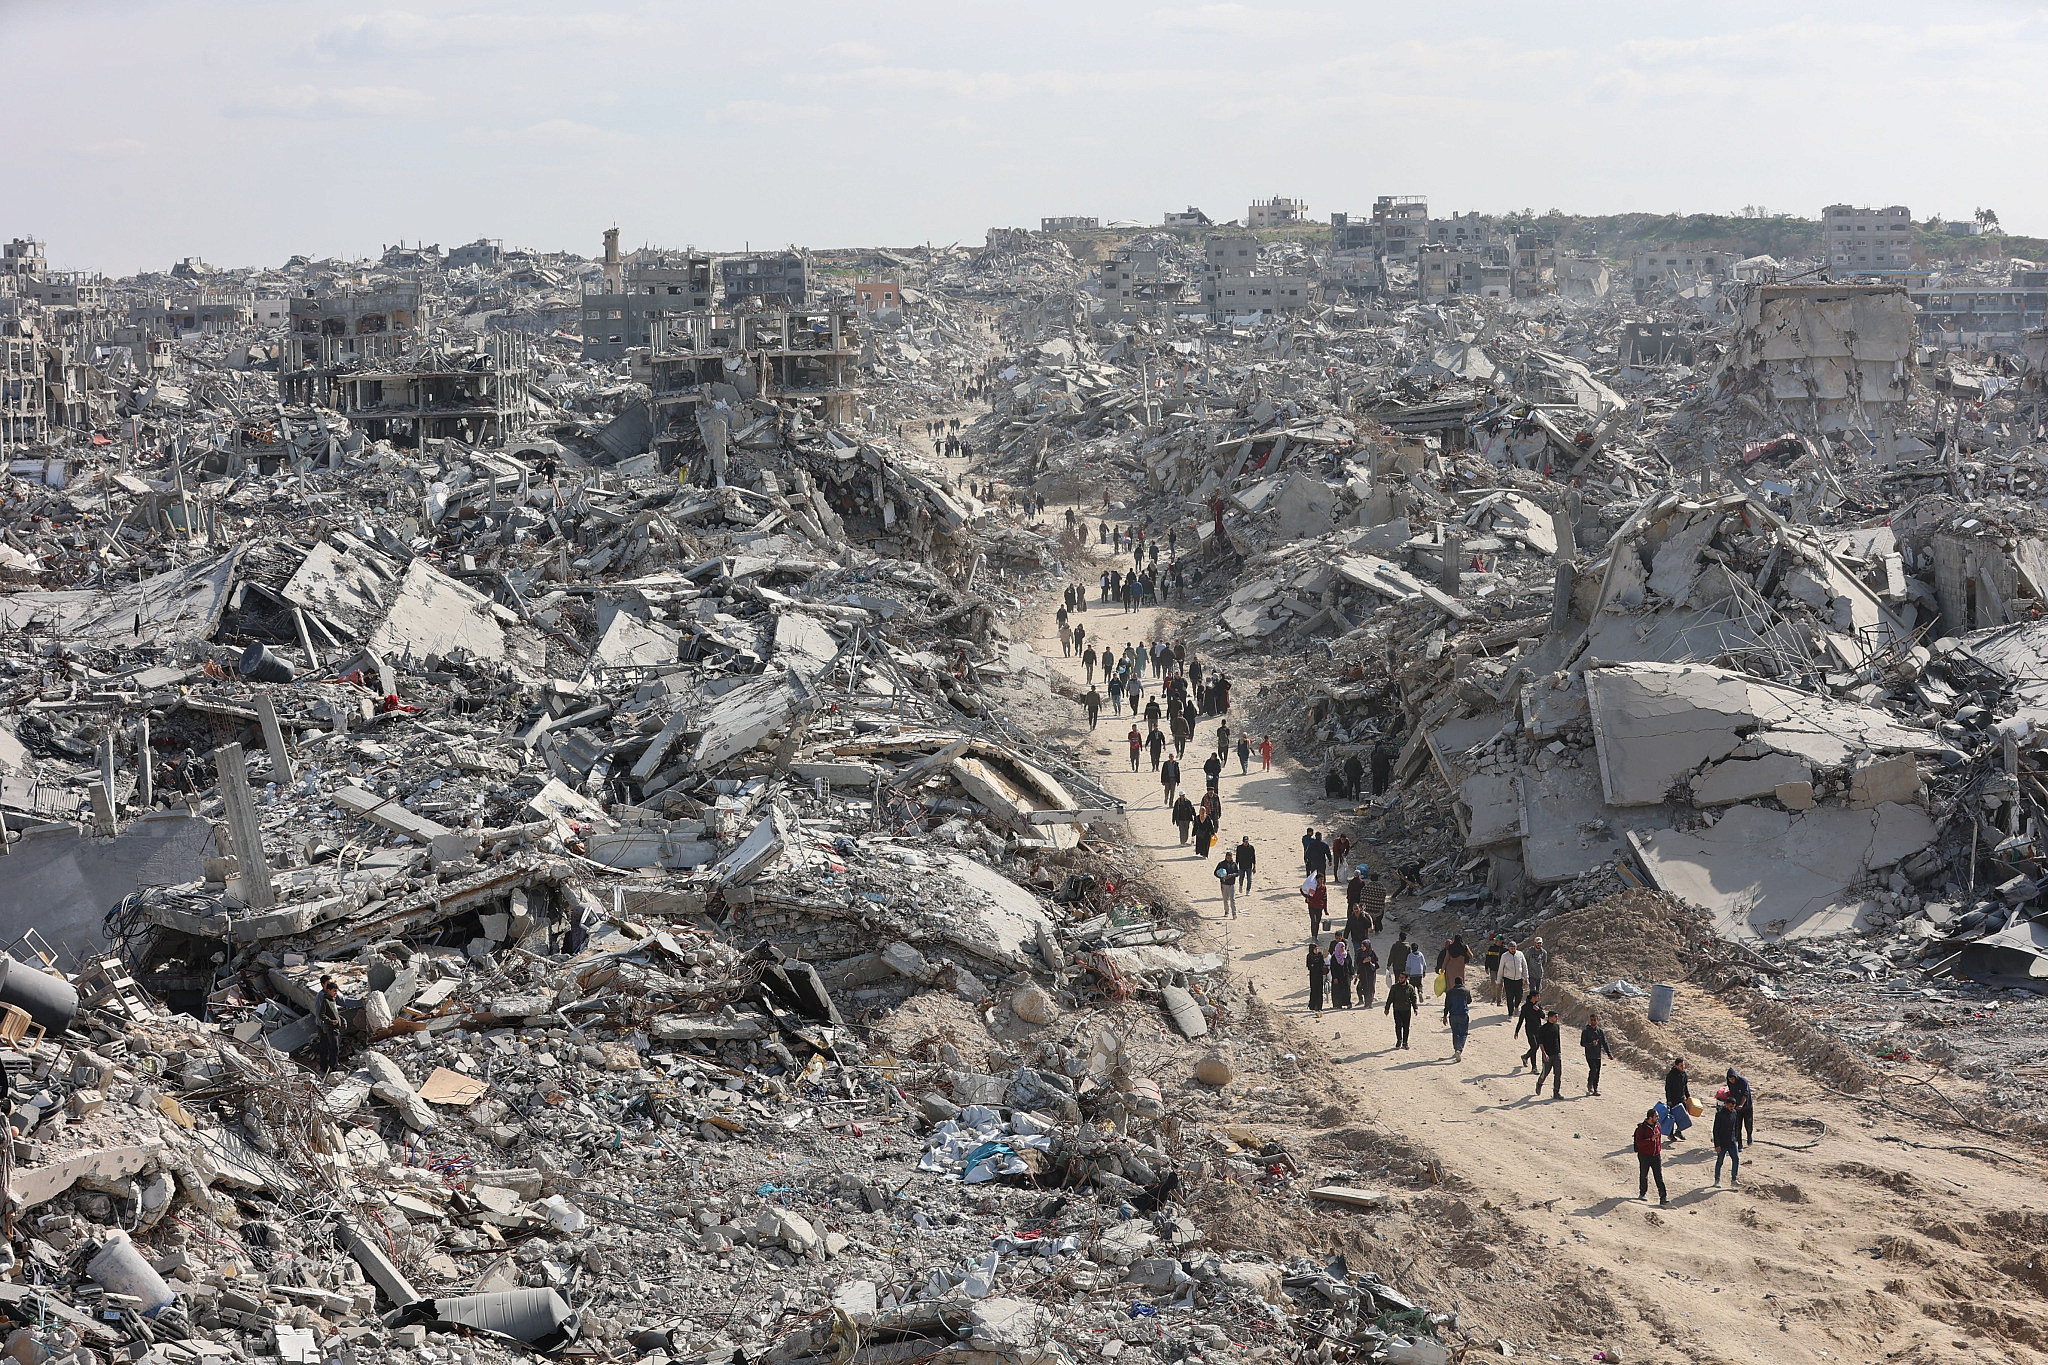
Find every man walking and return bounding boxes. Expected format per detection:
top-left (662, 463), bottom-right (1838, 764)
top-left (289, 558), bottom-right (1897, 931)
top-left (1712, 1091), bottom-right (1744, 1187)
top-left (1172, 793), bottom-right (1197, 845)
top-left (1160, 754), bottom-right (1181, 808)
top-left (1214, 852), bottom-right (1239, 918)
top-left (1442, 975), bottom-right (1472, 1062)
top-left (1085, 687), bottom-right (1101, 730)
top-left (1384, 973), bottom-right (1419, 1049)
top-left (1534, 1009), bottom-right (1565, 1098)
top-left (1582, 1014), bottom-right (1613, 1096)
top-left (1234, 835), bottom-right (1257, 892)
top-left (1526, 936), bottom-right (1549, 994)
top-left (1499, 941), bottom-right (1529, 1018)
top-left (1515, 989), bottom-right (1545, 1072)
top-left (1303, 827), bottom-right (1327, 878)
top-left (1128, 725), bottom-right (1143, 772)
top-left (1724, 1067), bottom-right (1756, 1144)
top-left (1147, 726), bottom-right (1165, 771)
top-left (1634, 1109), bottom-right (1669, 1206)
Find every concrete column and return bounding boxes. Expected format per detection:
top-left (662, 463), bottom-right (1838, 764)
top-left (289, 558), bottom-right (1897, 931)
top-left (1550, 505), bottom-right (1577, 561)
top-left (1439, 529), bottom-right (1463, 597)
top-left (137, 718), bottom-right (153, 809)
top-left (214, 742), bottom-right (275, 910)
top-left (1549, 562), bottom-right (1576, 634)
top-left (255, 691), bottom-right (296, 786)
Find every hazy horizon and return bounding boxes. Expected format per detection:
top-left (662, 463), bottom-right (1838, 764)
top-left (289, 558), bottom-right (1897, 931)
top-left (11, 0), bottom-right (2043, 277)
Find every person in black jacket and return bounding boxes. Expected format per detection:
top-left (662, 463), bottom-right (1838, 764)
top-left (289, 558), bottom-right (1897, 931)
top-left (1160, 755), bottom-right (1181, 808)
top-left (1581, 1015), bottom-right (1614, 1096)
top-left (1533, 1010), bottom-right (1564, 1097)
top-left (1515, 990), bottom-right (1545, 1073)
top-left (1203, 751), bottom-right (1223, 791)
top-left (1384, 973), bottom-right (1419, 1048)
top-left (1664, 1058), bottom-right (1695, 1143)
top-left (1171, 793), bottom-right (1197, 844)
top-left (1712, 1091), bottom-right (1743, 1186)
top-left (1234, 835), bottom-right (1257, 891)
top-left (1724, 1067), bottom-right (1756, 1143)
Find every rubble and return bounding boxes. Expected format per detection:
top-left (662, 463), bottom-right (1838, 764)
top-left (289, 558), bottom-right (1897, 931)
top-left (0, 226), bottom-right (1511, 1365)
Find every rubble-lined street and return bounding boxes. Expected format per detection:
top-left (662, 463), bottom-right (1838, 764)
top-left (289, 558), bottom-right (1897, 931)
top-left (9, 15), bottom-right (2048, 1357)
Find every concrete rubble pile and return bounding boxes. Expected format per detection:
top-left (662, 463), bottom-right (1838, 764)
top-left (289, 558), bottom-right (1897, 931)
top-left (0, 235), bottom-right (1485, 1365)
top-left (961, 242), bottom-right (2048, 1079)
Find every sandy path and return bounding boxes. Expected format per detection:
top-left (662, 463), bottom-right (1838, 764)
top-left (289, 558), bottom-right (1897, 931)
top-left (1018, 583), bottom-right (2048, 1365)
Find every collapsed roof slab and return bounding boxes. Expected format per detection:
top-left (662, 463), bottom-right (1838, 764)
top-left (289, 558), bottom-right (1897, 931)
top-left (1517, 765), bottom-right (1673, 885)
top-left (1587, 662), bottom-right (1946, 808)
top-left (366, 557), bottom-right (507, 664)
top-left (0, 550), bottom-right (240, 650)
top-left (1628, 801), bottom-right (1936, 943)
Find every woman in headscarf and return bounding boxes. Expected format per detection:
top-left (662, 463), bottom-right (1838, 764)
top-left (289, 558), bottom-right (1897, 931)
top-left (1329, 937), bottom-right (1353, 1010)
top-left (1305, 941), bottom-right (1327, 1014)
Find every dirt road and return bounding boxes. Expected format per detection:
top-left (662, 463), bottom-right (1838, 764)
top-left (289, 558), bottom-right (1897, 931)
top-left (1020, 583), bottom-right (2048, 1364)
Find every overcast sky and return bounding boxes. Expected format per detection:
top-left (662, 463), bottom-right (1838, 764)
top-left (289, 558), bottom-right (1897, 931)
top-left (12, 0), bottom-right (2044, 275)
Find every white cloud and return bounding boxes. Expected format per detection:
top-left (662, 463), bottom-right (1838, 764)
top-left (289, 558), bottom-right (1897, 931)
top-left (823, 40), bottom-right (884, 61)
top-left (223, 85), bottom-right (435, 119)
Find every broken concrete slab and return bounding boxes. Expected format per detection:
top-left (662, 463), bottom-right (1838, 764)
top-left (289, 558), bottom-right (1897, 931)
top-left (366, 557), bottom-right (506, 664)
top-left (1628, 801), bottom-right (1937, 942)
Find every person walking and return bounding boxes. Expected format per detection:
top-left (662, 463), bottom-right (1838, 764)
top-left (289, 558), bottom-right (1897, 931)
top-left (1193, 807), bottom-right (1217, 858)
top-left (1085, 687), bottom-right (1102, 730)
top-left (1260, 735), bottom-right (1274, 771)
top-left (1058, 619), bottom-right (1072, 657)
top-left (1403, 941), bottom-right (1428, 997)
top-left (1082, 645), bottom-right (1097, 683)
top-left (1236, 734), bottom-right (1251, 774)
top-left (1441, 974), bottom-right (1473, 1060)
top-left (1482, 934), bottom-right (1505, 1005)
top-left (1515, 989), bottom-right (1545, 1072)
top-left (1301, 872), bottom-right (1328, 939)
top-left (1143, 696), bottom-right (1162, 733)
top-left (1443, 933), bottom-right (1472, 987)
top-left (1526, 936), bottom-right (1549, 994)
top-left (1329, 938), bottom-right (1353, 1009)
top-left (1330, 832), bottom-right (1352, 880)
top-left (1370, 739), bottom-right (1394, 796)
top-left (1712, 1091), bottom-right (1744, 1187)
top-left (1199, 747), bottom-right (1221, 791)
top-left (1300, 825), bottom-right (1319, 874)
top-left (1498, 941), bottom-right (1528, 1018)
top-left (1534, 1009), bottom-right (1565, 1098)
top-left (1582, 1015), bottom-right (1614, 1096)
top-left (1127, 725), bottom-right (1143, 772)
top-left (1663, 1058), bottom-right (1695, 1144)
top-left (1147, 726), bottom-right (1165, 772)
top-left (1214, 852), bottom-right (1239, 918)
top-left (1355, 936), bottom-right (1379, 1007)
top-left (1234, 835), bottom-right (1256, 891)
top-left (1160, 755), bottom-right (1181, 808)
top-left (1344, 751), bottom-right (1365, 800)
top-left (1172, 793), bottom-right (1196, 845)
top-left (1634, 1108), bottom-right (1670, 1206)
top-left (1306, 942), bottom-right (1327, 1014)
top-left (1216, 719), bottom-right (1232, 759)
top-left (1724, 1067), bottom-right (1756, 1144)
top-left (1108, 673), bottom-right (1124, 715)
top-left (1170, 710), bottom-right (1191, 759)
top-left (1384, 973), bottom-right (1418, 1048)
